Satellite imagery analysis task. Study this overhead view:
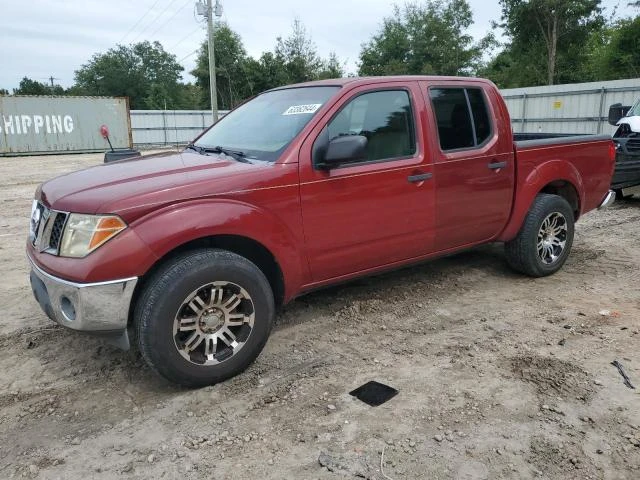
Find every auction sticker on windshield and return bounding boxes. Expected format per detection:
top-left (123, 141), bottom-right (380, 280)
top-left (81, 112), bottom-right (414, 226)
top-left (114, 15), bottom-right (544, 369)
top-left (282, 104), bottom-right (322, 115)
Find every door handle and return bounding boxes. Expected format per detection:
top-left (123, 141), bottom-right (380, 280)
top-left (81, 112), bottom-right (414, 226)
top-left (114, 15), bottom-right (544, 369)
top-left (407, 173), bottom-right (432, 183)
top-left (488, 161), bottom-right (507, 170)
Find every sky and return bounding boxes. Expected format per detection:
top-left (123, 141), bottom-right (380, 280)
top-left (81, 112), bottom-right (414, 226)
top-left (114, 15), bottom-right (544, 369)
top-left (0, 0), bottom-right (627, 91)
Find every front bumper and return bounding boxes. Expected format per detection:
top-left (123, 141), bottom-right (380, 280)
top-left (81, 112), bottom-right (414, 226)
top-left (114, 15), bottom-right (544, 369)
top-left (598, 190), bottom-right (616, 210)
top-left (28, 255), bottom-right (138, 349)
top-left (611, 153), bottom-right (640, 190)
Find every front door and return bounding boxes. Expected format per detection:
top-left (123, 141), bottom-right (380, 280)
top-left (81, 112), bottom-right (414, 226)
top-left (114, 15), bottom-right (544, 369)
top-left (422, 83), bottom-right (515, 250)
top-left (298, 83), bottom-right (436, 282)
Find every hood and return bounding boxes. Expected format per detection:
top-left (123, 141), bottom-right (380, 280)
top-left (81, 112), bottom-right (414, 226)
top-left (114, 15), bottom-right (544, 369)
top-left (617, 116), bottom-right (640, 132)
top-left (39, 151), bottom-right (267, 221)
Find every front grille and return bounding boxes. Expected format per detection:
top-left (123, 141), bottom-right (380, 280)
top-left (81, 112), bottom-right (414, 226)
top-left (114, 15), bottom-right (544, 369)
top-left (626, 138), bottom-right (640, 153)
top-left (30, 201), bottom-right (47, 247)
top-left (30, 201), bottom-right (68, 255)
top-left (48, 213), bottom-right (67, 251)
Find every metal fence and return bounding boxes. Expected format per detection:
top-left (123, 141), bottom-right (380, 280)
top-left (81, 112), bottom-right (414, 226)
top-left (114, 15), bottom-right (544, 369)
top-left (501, 78), bottom-right (640, 135)
top-left (131, 78), bottom-right (640, 146)
top-left (131, 110), bottom-right (228, 147)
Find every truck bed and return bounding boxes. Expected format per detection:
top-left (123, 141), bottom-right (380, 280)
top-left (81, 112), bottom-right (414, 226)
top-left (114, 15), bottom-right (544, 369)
top-left (513, 132), bottom-right (609, 145)
top-left (512, 133), bottom-right (614, 216)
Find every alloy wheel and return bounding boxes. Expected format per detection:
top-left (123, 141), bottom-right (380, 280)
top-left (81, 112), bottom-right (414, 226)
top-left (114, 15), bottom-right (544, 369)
top-left (173, 281), bottom-right (255, 365)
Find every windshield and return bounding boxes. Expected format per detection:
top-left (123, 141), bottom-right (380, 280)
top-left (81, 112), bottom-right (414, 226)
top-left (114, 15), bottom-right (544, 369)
top-left (194, 86), bottom-right (340, 162)
top-left (627, 99), bottom-right (640, 117)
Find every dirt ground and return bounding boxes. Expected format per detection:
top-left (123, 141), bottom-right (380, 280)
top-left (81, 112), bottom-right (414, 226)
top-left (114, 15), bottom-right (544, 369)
top-left (0, 152), bottom-right (639, 480)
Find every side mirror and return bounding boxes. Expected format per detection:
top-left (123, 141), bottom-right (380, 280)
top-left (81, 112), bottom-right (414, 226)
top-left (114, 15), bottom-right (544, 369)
top-left (608, 103), bottom-right (631, 126)
top-left (315, 135), bottom-right (368, 169)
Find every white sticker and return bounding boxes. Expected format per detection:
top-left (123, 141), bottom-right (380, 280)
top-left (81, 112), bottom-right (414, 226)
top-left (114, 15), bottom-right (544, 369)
top-left (282, 104), bottom-right (322, 115)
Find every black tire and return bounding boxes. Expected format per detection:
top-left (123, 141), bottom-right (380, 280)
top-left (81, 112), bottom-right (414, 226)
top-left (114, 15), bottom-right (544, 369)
top-left (134, 249), bottom-right (275, 387)
top-left (615, 188), bottom-right (634, 200)
top-left (504, 194), bottom-right (575, 277)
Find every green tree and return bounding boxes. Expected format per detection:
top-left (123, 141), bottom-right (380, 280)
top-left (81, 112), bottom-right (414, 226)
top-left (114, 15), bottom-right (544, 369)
top-left (485, 0), bottom-right (604, 87)
top-left (275, 19), bottom-right (323, 83)
top-left (243, 52), bottom-right (289, 94)
top-left (13, 77), bottom-right (65, 95)
top-left (358, 1), bottom-right (492, 76)
top-left (588, 16), bottom-right (640, 80)
top-left (74, 41), bottom-right (184, 109)
top-left (318, 52), bottom-right (345, 79)
top-left (192, 21), bottom-right (343, 107)
top-left (192, 23), bottom-right (252, 109)
top-left (177, 83), bottom-right (205, 110)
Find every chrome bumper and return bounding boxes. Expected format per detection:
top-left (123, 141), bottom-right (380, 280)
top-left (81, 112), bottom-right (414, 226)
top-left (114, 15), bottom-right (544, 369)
top-left (28, 256), bottom-right (138, 349)
top-left (598, 190), bottom-right (616, 209)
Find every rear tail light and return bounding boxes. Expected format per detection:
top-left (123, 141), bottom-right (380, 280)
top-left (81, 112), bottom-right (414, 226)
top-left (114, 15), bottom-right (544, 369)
top-left (609, 141), bottom-right (617, 164)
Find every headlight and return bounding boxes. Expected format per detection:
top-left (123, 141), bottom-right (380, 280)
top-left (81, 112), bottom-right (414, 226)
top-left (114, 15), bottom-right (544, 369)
top-left (59, 214), bottom-right (127, 258)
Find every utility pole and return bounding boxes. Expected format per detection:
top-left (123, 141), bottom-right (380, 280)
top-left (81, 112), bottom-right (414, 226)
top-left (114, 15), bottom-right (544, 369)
top-left (204, 0), bottom-right (222, 123)
top-left (48, 76), bottom-right (60, 89)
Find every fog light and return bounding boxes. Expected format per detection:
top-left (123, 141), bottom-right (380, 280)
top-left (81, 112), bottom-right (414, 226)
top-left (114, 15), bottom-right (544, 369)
top-left (60, 296), bottom-right (76, 321)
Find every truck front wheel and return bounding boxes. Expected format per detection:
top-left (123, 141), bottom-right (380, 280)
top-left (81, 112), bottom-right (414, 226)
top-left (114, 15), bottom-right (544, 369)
top-left (134, 249), bottom-right (275, 387)
top-left (504, 194), bottom-right (575, 277)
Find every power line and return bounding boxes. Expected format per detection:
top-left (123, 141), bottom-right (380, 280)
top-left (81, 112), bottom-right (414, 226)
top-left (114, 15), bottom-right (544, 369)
top-left (169, 25), bottom-right (204, 50)
top-left (118, 0), bottom-right (165, 45)
top-left (177, 49), bottom-right (199, 64)
top-left (129, 0), bottom-right (181, 44)
top-left (149, 0), bottom-right (192, 38)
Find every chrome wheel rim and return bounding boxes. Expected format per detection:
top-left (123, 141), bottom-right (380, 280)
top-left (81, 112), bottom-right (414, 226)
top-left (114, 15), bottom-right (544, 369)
top-left (173, 281), bottom-right (255, 366)
top-left (537, 212), bottom-right (568, 265)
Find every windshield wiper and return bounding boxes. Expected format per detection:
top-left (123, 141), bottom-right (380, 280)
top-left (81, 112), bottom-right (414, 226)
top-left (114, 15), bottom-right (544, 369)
top-left (184, 143), bottom-right (206, 155)
top-left (209, 146), bottom-right (251, 163)
top-left (184, 144), bottom-right (251, 163)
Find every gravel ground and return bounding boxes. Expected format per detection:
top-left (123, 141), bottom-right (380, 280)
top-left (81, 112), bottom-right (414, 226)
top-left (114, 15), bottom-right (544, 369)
top-left (0, 152), bottom-right (639, 480)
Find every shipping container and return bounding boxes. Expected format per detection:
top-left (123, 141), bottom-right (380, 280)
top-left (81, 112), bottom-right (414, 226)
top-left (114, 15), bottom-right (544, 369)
top-left (0, 95), bottom-right (131, 156)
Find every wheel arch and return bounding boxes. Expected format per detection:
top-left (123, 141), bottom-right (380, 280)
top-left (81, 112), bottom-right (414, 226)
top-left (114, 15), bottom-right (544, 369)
top-left (128, 234), bottom-right (286, 327)
top-left (539, 180), bottom-right (581, 220)
top-left (498, 159), bottom-right (584, 242)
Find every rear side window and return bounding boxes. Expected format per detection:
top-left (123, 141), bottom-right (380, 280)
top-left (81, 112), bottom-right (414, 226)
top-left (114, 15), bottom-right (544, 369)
top-left (327, 90), bottom-right (416, 162)
top-left (467, 89), bottom-right (491, 145)
top-left (429, 87), bottom-right (492, 151)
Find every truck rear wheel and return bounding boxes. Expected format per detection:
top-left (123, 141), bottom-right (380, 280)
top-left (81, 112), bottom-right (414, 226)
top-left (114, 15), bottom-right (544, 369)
top-left (504, 194), bottom-right (575, 277)
top-left (134, 249), bottom-right (275, 387)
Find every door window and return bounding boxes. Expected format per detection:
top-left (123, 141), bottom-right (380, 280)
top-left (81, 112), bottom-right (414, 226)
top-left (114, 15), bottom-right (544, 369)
top-left (327, 90), bottom-right (416, 163)
top-left (467, 89), bottom-right (491, 145)
top-left (429, 88), bottom-right (492, 151)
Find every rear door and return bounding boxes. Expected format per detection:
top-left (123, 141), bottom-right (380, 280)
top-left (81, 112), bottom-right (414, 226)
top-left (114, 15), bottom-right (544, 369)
top-left (421, 82), bottom-right (514, 250)
top-left (298, 82), bottom-right (436, 281)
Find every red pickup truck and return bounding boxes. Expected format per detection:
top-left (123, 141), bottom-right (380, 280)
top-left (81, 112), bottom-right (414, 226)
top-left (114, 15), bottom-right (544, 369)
top-left (28, 76), bottom-right (615, 386)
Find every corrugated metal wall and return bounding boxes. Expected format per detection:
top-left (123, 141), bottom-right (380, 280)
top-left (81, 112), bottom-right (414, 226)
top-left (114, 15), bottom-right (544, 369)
top-left (131, 110), bottom-right (229, 147)
top-left (131, 79), bottom-right (640, 147)
top-left (0, 96), bottom-right (131, 155)
top-left (501, 78), bottom-right (640, 135)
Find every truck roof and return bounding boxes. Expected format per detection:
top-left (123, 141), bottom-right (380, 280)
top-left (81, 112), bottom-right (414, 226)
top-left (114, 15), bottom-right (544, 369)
top-left (270, 75), bottom-right (494, 91)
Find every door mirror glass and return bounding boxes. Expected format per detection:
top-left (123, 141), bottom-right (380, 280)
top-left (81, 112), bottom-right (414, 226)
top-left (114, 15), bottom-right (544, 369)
top-left (608, 103), bottom-right (631, 126)
top-left (320, 135), bottom-right (368, 168)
